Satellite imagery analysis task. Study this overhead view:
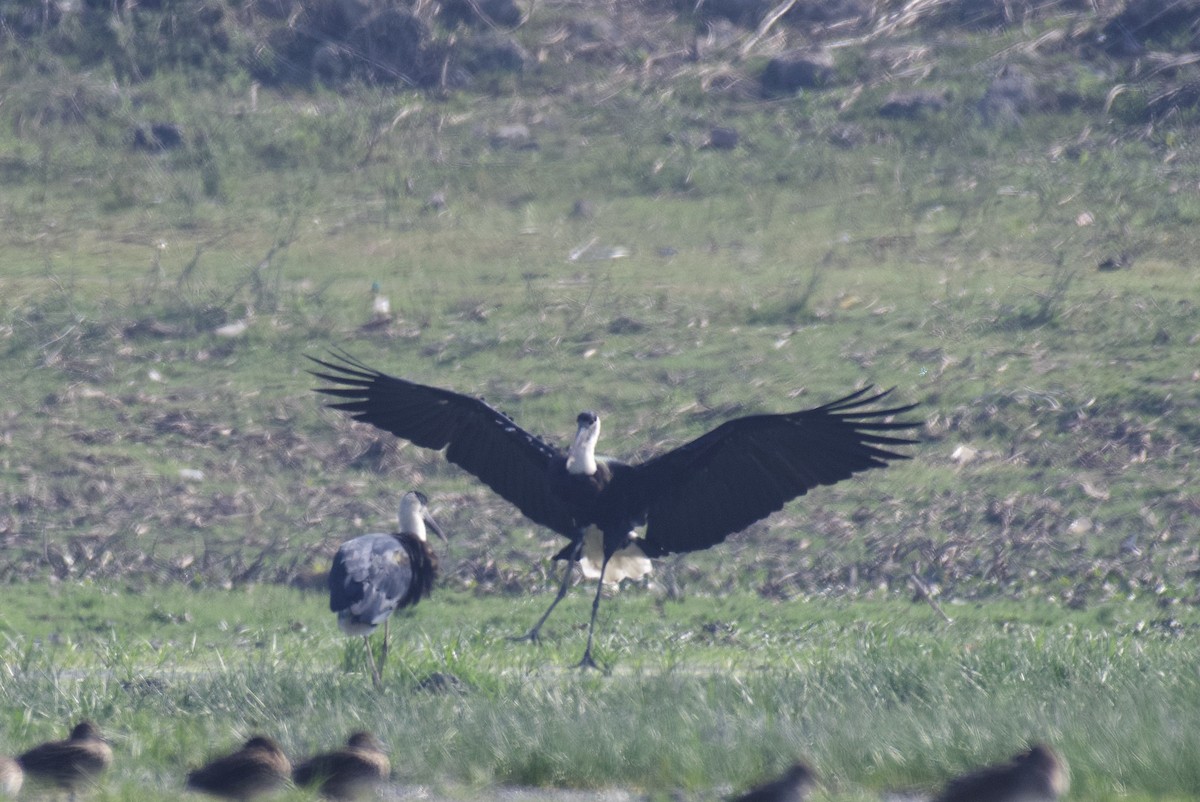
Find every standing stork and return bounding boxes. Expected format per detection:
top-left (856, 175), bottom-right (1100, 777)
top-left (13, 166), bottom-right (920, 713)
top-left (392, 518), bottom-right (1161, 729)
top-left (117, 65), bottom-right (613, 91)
top-left (309, 352), bottom-right (918, 668)
top-left (328, 490), bottom-right (446, 688)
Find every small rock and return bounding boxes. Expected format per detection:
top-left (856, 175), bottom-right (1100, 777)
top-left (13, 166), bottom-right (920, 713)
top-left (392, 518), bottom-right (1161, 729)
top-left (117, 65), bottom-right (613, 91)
top-left (455, 33), bottom-right (529, 78)
top-left (828, 123), bottom-right (865, 149)
top-left (878, 89), bottom-right (948, 118)
top-left (414, 671), bottom-right (469, 694)
top-left (123, 319), bottom-right (183, 339)
top-left (761, 50), bottom-right (836, 94)
top-left (696, 0), bottom-right (769, 26)
top-left (132, 122), bottom-right (184, 151)
top-left (703, 126), bottom-right (739, 150)
top-left (979, 64), bottom-right (1036, 128)
top-left (490, 123), bottom-right (534, 149)
top-left (950, 445), bottom-right (978, 466)
top-left (1098, 252), bottom-right (1132, 271)
top-left (569, 199), bottom-right (595, 219)
top-left (439, 0), bottom-right (522, 28)
top-left (608, 316), bottom-right (646, 334)
top-left (349, 9), bottom-right (429, 85)
top-left (213, 320), bottom-right (249, 338)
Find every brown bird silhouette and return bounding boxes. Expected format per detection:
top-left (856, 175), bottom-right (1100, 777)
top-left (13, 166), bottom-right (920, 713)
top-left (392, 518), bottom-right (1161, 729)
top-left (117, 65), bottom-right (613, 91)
top-left (293, 731), bottom-right (390, 800)
top-left (933, 744), bottom-right (1068, 802)
top-left (186, 736), bottom-right (291, 800)
top-left (731, 761), bottom-right (817, 802)
top-left (0, 756), bottom-right (22, 797)
top-left (17, 721), bottom-right (112, 799)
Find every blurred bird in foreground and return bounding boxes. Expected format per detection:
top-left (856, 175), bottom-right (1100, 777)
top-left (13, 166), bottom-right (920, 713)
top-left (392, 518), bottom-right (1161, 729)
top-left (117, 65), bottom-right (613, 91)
top-left (933, 744), bottom-right (1068, 802)
top-left (730, 761), bottom-right (817, 802)
top-left (0, 756), bottom-right (22, 797)
top-left (293, 731), bottom-right (390, 800)
top-left (17, 721), bottom-right (112, 800)
top-left (186, 736), bottom-right (291, 800)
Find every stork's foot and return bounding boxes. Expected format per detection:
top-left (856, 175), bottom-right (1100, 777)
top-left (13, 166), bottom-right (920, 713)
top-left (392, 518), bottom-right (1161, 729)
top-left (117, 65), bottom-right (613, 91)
top-left (508, 628), bottom-right (542, 645)
top-left (575, 650), bottom-right (604, 672)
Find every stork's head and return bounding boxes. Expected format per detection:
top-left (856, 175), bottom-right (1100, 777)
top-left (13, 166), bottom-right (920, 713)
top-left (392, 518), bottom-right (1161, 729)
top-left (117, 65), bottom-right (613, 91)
top-left (399, 490), bottom-right (447, 543)
top-left (566, 410), bottom-right (600, 475)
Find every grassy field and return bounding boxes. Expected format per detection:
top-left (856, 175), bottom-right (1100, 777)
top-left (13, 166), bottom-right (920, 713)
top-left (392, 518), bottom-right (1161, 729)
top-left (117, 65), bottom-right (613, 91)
top-left (2, 1), bottom-right (1200, 799)
top-left (2, 584), bottom-right (1200, 801)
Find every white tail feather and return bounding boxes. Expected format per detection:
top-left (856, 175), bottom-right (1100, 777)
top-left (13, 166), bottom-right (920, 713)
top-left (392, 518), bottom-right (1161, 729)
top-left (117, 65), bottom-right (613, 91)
top-left (578, 528), bottom-right (652, 584)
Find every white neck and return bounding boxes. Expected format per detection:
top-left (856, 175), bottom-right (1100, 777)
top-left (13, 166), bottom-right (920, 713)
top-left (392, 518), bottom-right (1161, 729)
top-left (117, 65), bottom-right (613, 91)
top-left (399, 495), bottom-right (427, 541)
top-left (566, 421), bottom-right (599, 475)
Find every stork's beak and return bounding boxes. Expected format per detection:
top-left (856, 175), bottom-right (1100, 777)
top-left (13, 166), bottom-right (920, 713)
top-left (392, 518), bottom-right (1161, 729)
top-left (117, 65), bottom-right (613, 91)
top-left (424, 514), bottom-right (448, 542)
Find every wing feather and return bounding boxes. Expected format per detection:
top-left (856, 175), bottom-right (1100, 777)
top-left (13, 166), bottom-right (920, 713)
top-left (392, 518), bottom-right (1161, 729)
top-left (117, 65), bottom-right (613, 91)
top-left (329, 534), bottom-right (411, 619)
top-left (309, 353), bottom-right (576, 536)
top-left (626, 387), bottom-right (919, 557)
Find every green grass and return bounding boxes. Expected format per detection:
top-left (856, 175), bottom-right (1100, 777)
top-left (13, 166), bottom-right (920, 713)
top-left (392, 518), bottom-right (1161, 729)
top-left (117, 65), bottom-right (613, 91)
top-left (1, 585), bottom-right (1200, 800)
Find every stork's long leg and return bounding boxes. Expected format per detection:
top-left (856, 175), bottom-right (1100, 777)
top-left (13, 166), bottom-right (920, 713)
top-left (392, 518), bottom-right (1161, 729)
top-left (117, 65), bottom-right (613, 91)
top-left (363, 636), bottom-right (383, 690)
top-left (577, 552), bottom-right (612, 671)
top-left (379, 617), bottom-right (392, 683)
top-left (512, 540), bottom-right (583, 644)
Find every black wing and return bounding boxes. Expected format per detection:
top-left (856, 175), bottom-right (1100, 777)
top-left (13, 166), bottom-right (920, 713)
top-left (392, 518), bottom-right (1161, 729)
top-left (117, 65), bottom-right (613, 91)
top-left (308, 353), bottom-right (577, 536)
top-left (328, 534), bottom-right (409, 616)
top-left (623, 387), bottom-right (919, 557)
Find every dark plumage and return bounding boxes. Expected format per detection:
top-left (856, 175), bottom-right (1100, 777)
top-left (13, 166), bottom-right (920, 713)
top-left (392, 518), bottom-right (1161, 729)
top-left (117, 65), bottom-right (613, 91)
top-left (17, 721), bottom-right (112, 797)
top-left (329, 490), bottom-right (446, 687)
top-left (933, 744), bottom-right (1068, 802)
top-left (293, 732), bottom-right (390, 800)
top-left (186, 736), bottom-right (291, 801)
top-left (310, 352), bottom-right (918, 667)
top-left (731, 761), bottom-right (817, 802)
top-left (0, 755), bottom-right (23, 797)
